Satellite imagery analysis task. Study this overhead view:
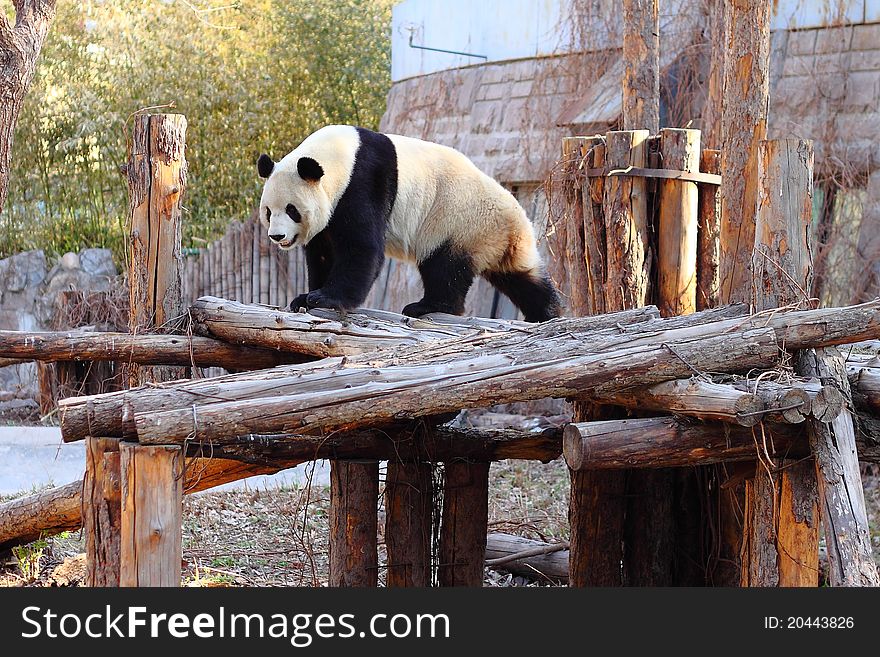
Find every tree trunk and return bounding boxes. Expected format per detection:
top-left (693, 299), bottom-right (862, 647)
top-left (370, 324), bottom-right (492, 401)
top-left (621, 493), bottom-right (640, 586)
top-left (485, 533), bottom-right (568, 584)
top-left (384, 461), bottom-right (433, 587)
top-left (622, 0), bottom-right (659, 133)
top-left (718, 0), bottom-right (771, 303)
top-left (0, 2), bottom-right (58, 215)
top-left (439, 461), bottom-right (489, 587)
top-left (329, 460), bottom-right (378, 587)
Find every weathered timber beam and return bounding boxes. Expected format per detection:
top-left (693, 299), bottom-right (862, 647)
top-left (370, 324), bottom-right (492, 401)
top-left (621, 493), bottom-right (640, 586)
top-left (183, 426), bottom-right (563, 465)
top-left (132, 301), bottom-right (880, 445)
top-left (485, 533), bottom-right (569, 584)
top-left (0, 454), bottom-right (306, 553)
top-left (189, 296), bottom-right (536, 358)
top-left (563, 417), bottom-right (809, 470)
top-left (730, 378), bottom-right (844, 423)
top-left (0, 357), bottom-right (26, 368)
top-left (134, 329), bottom-right (780, 444)
top-left (849, 366), bottom-right (880, 415)
top-left (60, 305), bottom-right (664, 442)
top-left (0, 329), bottom-right (302, 370)
top-left (605, 379), bottom-right (763, 426)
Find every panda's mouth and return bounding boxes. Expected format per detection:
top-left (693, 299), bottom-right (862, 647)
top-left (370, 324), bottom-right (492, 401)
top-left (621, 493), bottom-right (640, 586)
top-left (278, 236), bottom-right (297, 249)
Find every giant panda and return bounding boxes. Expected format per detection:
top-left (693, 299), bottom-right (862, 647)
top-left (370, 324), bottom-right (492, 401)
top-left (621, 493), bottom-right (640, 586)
top-left (257, 125), bottom-right (561, 322)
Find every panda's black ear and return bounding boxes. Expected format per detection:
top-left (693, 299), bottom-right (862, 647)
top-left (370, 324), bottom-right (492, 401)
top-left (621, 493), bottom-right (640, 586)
top-left (297, 157), bottom-right (324, 183)
top-left (257, 154), bottom-right (275, 179)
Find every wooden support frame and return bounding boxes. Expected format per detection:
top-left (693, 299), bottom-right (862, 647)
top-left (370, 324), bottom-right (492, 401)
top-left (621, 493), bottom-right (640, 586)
top-left (439, 461), bottom-right (489, 587)
top-left (385, 461), bottom-right (433, 587)
top-left (119, 443), bottom-right (183, 587)
top-left (329, 459), bottom-right (379, 587)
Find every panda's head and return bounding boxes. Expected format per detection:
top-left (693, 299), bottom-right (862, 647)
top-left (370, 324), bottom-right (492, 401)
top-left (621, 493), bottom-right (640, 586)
top-left (257, 153), bottom-right (328, 250)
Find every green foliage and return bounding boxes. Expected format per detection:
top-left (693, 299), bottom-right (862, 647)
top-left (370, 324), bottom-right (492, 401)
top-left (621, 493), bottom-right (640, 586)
top-left (12, 537), bottom-right (48, 581)
top-left (1, 0), bottom-right (393, 262)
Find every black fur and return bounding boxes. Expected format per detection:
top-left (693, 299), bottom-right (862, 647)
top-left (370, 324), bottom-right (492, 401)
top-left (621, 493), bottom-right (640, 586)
top-left (257, 153), bottom-right (275, 178)
top-left (297, 156), bottom-right (324, 182)
top-left (483, 270), bottom-right (561, 322)
top-left (289, 127), bottom-right (397, 313)
top-left (402, 241), bottom-right (475, 317)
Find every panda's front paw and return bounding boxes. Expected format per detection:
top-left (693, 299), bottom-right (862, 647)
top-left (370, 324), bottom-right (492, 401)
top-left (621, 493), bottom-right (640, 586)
top-left (288, 289), bottom-right (347, 313)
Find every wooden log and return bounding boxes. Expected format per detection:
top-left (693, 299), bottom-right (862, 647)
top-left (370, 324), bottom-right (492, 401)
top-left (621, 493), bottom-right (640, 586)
top-left (849, 366), bottom-right (880, 414)
top-left (119, 443), bottom-right (183, 587)
top-left (385, 461), bottom-right (433, 587)
top-left (563, 417), bottom-right (806, 470)
top-left (702, 0), bottom-right (726, 149)
top-left (742, 138), bottom-right (818, 587)
top-left (658, 128), bottom-right (700, 316)
top-left (553, 137), bottom-right (588, 310)
top-left (60, 305), bottom-right (662, 443)
top-left (133, 327), bottom-right (783, 445)
top-left (36, 360), bottom-right (58, 416)
top-left (0, 480), bottom-right (82, 552)
top-left (0, 330), bottom-right (300, 369)
top-left (131, 301), bottom-right (880, 444)
top-left (61, 300), bottom-right (877, 445)
top-left (485, 533), bottom-right (568, 584)
top-left (603, 130), bottom-right (650, 310)
top-left (622, 0), bottom-right (659, 133)
top-left (190, 296), bottom-right (539, 357)
top-left (329, 459), bottom-right (379, 587)
top-left (697, 150), bottom-right (722, 310)
top-left (84, 437), bottom-right (121, 586)
top-left (605, 378), bottom-right (764, 426)
top-left (127, 113), bottom-right (187, 386)
top-left (730, 378), bottom-right (844, 424)
top-left (798, 349), bottom-right (879, 586)
top-left (439, 461), bottom-right (489, 587)
top-left (718, 0), bottom-right (771, 304)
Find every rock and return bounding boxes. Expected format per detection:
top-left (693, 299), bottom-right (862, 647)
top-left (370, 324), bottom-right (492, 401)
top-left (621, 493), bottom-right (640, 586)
top-left (60, 252), bottom-right (80, 271)
top-left (78, 248), bottom-right (116, 278)
top-left (0, 250), bottom-right (47, 294)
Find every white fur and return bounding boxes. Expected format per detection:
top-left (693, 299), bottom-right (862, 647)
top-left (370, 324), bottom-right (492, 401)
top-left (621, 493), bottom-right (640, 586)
top-left (259, 126), bottom-right (540, 275)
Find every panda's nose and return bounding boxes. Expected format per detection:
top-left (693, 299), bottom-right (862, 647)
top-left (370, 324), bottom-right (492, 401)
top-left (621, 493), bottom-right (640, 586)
top-left (269, 233), bottom-right (286, 243)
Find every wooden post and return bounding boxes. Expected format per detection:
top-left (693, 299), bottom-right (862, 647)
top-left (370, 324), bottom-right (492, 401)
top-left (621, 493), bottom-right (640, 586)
top-left (622, 0), bottom-right (659, 133)
top-left (697, 150), bottom-right (722, 311)
top-left (119, 443), bottom-right (183, 587)
top-left (252, 220), bottom-right (262, 305)
top-left (260, 230), bottom-right (271, 305)
top-left (799, 351), bottom-right (880, 586)
top-left (718, 1), bottom-right (771, 303)
top-left (384, 461), bottom-right (433, 587)
top-left (702, 0), bottom-right (727, 149)
top-left (742, 139), bottom-right (818, 587)
top-left (658, 128), bottom-right (701, 316)
top-left (84, 437), bottom-right (121, 587)
top-left (126, 113), bottom-right (187, 386)
top-left (329, 459), bottom-right (379, 587)
top-left (242, 219), bottom-right (253, 303)
top-left (439, 461), bottom-right (489, 587)
top-left (604, 130), bottom-right (650, 309)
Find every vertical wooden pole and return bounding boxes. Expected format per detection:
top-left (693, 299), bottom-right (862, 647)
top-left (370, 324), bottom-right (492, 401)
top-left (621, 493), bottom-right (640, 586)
top-left (242, 219), bottom-right (253, 303)
top-left (718, 1), bottom-right (771, 304)
top-left (439, 461), bottom-right (489, 587)
top-left (119, 443), bottom-right (183, 587)
top-left (232, 222), bottom-right (243, 302)
top-left (84, 437), bottom-right (121, 587)
top-left (385, 461), bottom-right (433, 587)
top-left (329, 459), bottom-right (379, 587)
top-left (622, 0), bottom-right (659, 133)
top-left (269, 243), bottom-right (279, 307)
top-left (260, 231), bottom-right (270, 305)
top-left (798, 351), bottom-right (880, 586)
top-left (742, 138), bottom-right (818, 587)
top-left (127, 113), bottom-right (187, 386)
top-left (702, 0), bottom-right (727, 149)
top-left (658, 128), bottom-right (701, 316)
top-left (697, 150), bottom-right (722, 311)
top-left (604, 130), bottom-right (650, 309)
top-left (252, 220), bottom-right (262, 305)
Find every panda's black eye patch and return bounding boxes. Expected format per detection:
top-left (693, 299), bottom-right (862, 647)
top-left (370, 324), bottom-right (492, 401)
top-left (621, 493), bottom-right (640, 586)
top-left (286, 204), bottom-right (302, 223)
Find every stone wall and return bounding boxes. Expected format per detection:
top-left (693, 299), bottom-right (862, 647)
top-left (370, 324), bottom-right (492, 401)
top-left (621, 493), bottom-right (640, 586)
top-left (0, 248), bottom-right (118, 410)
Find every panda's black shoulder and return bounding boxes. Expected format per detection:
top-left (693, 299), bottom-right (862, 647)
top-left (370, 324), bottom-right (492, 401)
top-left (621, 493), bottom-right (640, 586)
top-left (330, 127), bottom-right (398, 231)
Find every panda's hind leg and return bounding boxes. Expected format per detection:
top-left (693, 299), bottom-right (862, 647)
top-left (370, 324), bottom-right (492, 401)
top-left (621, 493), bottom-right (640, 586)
top-left (483, 269), bottom-right (561, 322)
top-left (402, 242), bottom-right (475, 317)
